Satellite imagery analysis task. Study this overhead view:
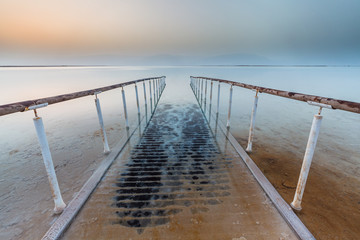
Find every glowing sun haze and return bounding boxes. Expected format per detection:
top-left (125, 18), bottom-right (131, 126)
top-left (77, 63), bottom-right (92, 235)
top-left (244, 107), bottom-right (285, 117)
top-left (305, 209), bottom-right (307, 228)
top-left (0, 0), bottom-right (360, 60)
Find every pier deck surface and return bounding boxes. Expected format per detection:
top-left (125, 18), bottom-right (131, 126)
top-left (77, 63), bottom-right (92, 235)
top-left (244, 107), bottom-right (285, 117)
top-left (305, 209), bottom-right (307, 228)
top-left (62, 99), bottom-right (298, 240)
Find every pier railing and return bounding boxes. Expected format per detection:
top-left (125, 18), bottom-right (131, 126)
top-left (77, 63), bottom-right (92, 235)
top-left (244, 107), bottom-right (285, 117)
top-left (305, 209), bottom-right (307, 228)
top-left (0, 76), bottom-right (166, 214)
top-left (190, 76), bottom-right (360, 211)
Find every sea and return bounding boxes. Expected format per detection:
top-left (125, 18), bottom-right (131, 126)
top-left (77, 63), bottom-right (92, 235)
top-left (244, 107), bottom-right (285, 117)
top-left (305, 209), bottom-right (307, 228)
top-left (1, 65), bottom-right (360, 239)
top-left (1, 66), bottom-right (359, 168)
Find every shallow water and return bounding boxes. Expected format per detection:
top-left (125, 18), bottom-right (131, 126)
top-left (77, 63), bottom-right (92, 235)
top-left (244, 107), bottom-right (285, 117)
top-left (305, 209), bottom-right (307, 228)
top-left (1, 66), bottom-right (359, 170)
top-left (0, 66), bottom-right (360, 239)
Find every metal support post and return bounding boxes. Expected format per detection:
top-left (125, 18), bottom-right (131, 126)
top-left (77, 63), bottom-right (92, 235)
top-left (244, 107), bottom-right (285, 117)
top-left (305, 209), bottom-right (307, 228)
top-left (149, 80), bottom-right (153, 113)
top-left (246, 90), bottom-right (259, 153)
top-left (226, 85), bottom-right (233, 128)
top-left (156, 79), bottom-right (159, 103)
top-left (94, 92), bottom-right (110, 154)
top-left (216, 82), bottom-right (221, 116)
top-left (134, 84), bottom-right (141, 124)
top-left (214, 112), bottom-right (219, 136)
top-left (193, 78), bottom-right (197, 98)
top-left (197, 78), bottom-right (200, 100)
top-left (30, 104), bottom-right (66, 214)
top-left (194, 78), bottom-right (197, 98)
top-left (209, 81), bottom-right (213, 122)
top-left (157, 79), bottom-right (159, 102)
top-left (153, 80), bottom-right (156, 107)
top-left (157, 78), bottom-right (160, 100)
top-left (121, 87), bottom-right (129, 129)
top-left (200, 78), bottom-right (204, 108)
top-left (143, 81), bottom-right (148, 123)
top-left (155, 79), bottom-right (158, 102)
top-left (160, 78), bottom-right (163, 94)
top-left (204, 80), bottom-right (207, 114)
top-left (291, 109), bottom-right (323, 211)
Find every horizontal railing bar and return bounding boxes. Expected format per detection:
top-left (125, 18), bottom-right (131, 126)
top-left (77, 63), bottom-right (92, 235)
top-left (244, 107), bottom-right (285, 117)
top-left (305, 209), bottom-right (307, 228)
top-left (192, 76), bottom-right (360, 114)
top-left (0, 76), bottom-right (165, 117)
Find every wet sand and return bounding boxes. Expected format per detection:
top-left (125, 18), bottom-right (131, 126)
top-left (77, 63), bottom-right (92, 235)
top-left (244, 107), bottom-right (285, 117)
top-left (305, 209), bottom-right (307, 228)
top-left (235, 135), bottom-right (360, 240)
top-left (0, 124), bottom-right (123, 240)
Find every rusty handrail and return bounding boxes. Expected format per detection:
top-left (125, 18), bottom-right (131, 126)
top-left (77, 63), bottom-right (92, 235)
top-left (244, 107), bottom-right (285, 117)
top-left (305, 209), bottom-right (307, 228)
top-left (191, 76), bottom-right (360, 114)
top-left (0, 76), bottom-right (165, 117)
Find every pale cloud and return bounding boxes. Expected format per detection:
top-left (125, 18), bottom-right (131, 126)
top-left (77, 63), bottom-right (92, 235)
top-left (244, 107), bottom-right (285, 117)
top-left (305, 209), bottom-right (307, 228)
top-left (0, 0), bottom-right (359, 58)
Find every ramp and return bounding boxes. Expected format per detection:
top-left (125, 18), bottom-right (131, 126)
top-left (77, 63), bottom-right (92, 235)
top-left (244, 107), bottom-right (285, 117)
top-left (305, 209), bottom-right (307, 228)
top-left (62, 102), bottom-right (300, 240)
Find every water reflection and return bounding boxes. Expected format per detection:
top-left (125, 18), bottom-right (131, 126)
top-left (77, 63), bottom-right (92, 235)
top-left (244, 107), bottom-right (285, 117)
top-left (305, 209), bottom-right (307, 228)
top-left (1, 66), bottom-right (360, 239)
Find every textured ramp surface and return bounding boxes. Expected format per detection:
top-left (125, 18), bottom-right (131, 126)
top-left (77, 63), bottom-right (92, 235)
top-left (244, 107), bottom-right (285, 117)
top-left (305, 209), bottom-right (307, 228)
top-left (63, 103), bottom-right (297, 240)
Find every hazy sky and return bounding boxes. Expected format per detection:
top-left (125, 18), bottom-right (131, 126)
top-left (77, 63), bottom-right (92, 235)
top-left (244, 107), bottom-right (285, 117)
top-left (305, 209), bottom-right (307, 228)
top-left (0, 0), bottom-right (360, 60)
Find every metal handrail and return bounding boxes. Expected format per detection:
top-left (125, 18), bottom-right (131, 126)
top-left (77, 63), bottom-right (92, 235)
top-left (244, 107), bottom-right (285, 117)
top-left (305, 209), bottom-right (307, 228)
top-left (1, 76), bottom-right (166, 215)
top-left (190, 75), bottom-right (358, 213)
top-left (0, 76), bottom-right (165, 117)
top-left (191, 76), bottom-right (360, 114)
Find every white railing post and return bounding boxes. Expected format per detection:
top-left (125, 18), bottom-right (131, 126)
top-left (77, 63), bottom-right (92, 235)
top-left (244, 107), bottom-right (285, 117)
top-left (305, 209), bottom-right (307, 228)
top-left (194, 78), bottom-right (198, 99)
top-left (156, 78), bottom-right (159, 103)
top-left (121, 87), bottom-right (129, 129)
top-left (153, 80), bottom-right (156, 107)
top-left (149, 80), bottom-right (153, 113)
top-left (204, 80), bottom-right (207, 114)
top-left (156, 79), bottom-right (159, 104)
top-left (246, 90), bottom-right (259, 153)
top-left (291, 109), bottom-right (323, 211)
top-left (155, 79), bottom-right (158, 102)
top-left (160, 77), bottom-right (164, 95)
top-left (30, 104), bottom-right (66, 214)
top-left (157, 78), bottom-right (160, 100)
top-left (197, 78), bottom-right (201, 101)
top-left (94, 92), bottom-right (110, 154)
top-left (216, 82), bottom-right (221, 116)
top-left (134, 83), bottom-right (141, 124)
top-left (194, 78), bottom-right (197, 98)
top-left (143, 81), bottom-right (148, 123)
top-left (226, 85), bottom-right (233, 128)
top-left (209, 81), bottom-right (213, 121)
top-left (200, 78), bottom-right (204, 108)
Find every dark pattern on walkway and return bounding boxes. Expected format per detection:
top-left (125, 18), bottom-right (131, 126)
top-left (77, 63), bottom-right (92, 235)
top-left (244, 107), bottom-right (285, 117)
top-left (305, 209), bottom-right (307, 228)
top-left (112, 104), bottom-right (232, 233)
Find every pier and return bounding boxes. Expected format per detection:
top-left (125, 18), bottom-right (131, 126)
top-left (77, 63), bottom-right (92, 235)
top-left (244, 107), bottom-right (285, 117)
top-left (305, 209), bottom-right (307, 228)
top-left (2, 76), bottom-right (360, 239)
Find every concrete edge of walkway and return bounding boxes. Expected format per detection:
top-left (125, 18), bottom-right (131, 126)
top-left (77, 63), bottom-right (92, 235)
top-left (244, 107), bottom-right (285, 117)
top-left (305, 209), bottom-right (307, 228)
top-left (41, 127), bottom-right (140, 240)
top-left (190, 81), bottom-right (316, 240)
top-left (216, 123), bottom-right (316, 240)
top-left (41, 87), bottom-right (166, 240)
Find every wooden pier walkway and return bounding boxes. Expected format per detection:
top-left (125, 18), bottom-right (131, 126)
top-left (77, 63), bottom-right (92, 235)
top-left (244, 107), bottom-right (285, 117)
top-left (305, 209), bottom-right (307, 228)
top-left (60, 101), bottom-right (303, 240)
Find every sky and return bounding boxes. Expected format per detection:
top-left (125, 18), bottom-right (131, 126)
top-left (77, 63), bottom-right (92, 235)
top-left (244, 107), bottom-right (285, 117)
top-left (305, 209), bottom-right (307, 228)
top-left (0, 0), bottom-right (360, 62)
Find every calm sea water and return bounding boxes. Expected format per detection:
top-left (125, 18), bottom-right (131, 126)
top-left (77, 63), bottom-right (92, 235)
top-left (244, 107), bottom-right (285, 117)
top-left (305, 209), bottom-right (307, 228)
top-left (1, 66), bottom-right (360, 176)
